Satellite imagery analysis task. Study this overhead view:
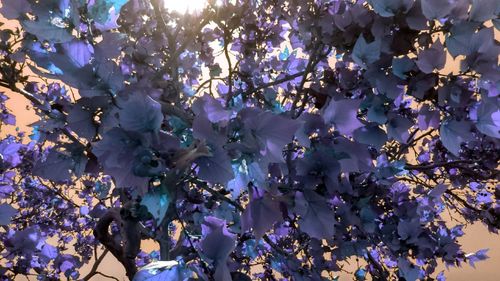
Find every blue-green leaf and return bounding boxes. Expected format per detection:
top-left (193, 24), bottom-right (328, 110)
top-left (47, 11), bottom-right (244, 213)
top-left (142, 190), bottom-right (171, 224)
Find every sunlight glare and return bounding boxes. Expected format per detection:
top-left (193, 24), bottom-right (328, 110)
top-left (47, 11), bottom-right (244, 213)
top-left (162, 0), bottom-right (208, 14)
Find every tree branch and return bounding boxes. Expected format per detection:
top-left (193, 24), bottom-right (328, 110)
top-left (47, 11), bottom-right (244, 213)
top-left (405, 160), bottom-right (475, 171)
top-left (93, 208), bottom-right (138, 280)
top-left (82, 249), bottom-right (110, 281)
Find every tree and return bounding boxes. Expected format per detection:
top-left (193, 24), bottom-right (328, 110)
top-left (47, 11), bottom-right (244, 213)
top-left (0, 0), bottom-right (499, 280)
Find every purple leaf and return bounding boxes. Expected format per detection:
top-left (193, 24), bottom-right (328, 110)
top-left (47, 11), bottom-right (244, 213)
top-left (387, 116), bottom-right (413, 143)
top-left (62, 40), bottom-right (94, 67)
top-left (294, 191), bottom-right (335, 239)
top-left (367, 0), bottom-right (414, 17)
top-left (416, 40), bottom-right (446, 73)
top-left (201, 216), bottom-right (236, 281)
top-left (332, 138), bottom-right (373, 173)
top-left (241, 186), bottom-right (283, 239)
top-left (32, 150), bottom-right (73, 182)
top-left (417, 104), bottom-right (440, 130)
top-left (0, 0), bottom-right (31, 19)
top-left (119, 95), bottom-right (163, 133)
top-left (406, 0), bottom-right (428, 30)
top-left (392, 56), bottom-right (416, 79)
top-left (397, 258), bottom-right (421, 281)
top-left (420, 0), bottom-right (453, 20)
top-left (67, 106), bottom-right (97, 140)
top-left (6, 227), bottom-right (44, 254)
top-left (352, 36), bottom-right (381, 68)
top-left (466, 249), bottom-right (489, 268)
top-left (41, 244), bottom-right (58, 260)
top-left (243, 110), bottom-right (301, 163)
top-left (195, 145), bottom-right (234, 184)
top-left (0, 203), bottom-right (16, 225)
top-left (323, 99), bottom-right (363, 136)
top-left (470, 98), bottom-right (500, 138)
top-left (469, 0), bottom-right (500, 22)
top-left (0, 141), bottom-right (22, 167)
top-left (193, 95), bottom-right (231, 123)
top-left (440, 119), bottom-right (474, 156)
top-left (353, 124), bottom-right (388, 151)
top-left (428, 184), bottom-right (448, 198)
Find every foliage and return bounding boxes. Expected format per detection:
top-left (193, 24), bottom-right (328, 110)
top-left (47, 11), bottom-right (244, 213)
top-left (0, 0), bottom-right (499, 280)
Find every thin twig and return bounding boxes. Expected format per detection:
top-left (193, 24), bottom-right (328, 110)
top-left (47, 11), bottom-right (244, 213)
top-left (82, 249), bottom-right (110, 281)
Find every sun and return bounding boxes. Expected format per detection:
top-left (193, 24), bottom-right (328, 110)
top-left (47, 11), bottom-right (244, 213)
top-left (162, 0), bottom-right (208, 13)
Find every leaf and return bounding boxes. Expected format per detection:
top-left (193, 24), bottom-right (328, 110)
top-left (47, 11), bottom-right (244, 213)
top-left (0, 204), bottom-right (16, 225)
top-left (397, 218), bottom-right (422, 241)
top-left (421, 0), bottom-right (453, 20)
top-left (466, 248), bottom-right (489, 268)
top-left (92, 128), bottom-right (142, 169)
top-left (95, 32), bottom-right (127, 60)
top-left (227, 160), bottom-right (266, 199)
top-left (133, 261), bottom-right (194, 281)
top-left (241, 187), bottom-right (282, 239)
top-left (352, 35), bottom-right (381, 68)
top-left (296, 146), bottom-right (342, 192)
top-left (141, 189), bottom-right (171, 224)
top-left (375, 74), bottom-right (404, 100)
top-left (62, 40), bottom-right (94, 67)
top-left (88, 0), bottom-right (129, 24)
top-left (193, 95), bottom-right (231, 124)
top-left (41, 244), bottom-right (58, 260)
top-left (119, 95), bottom-right (163, 133)
top-left (92, 128), bottom-right (150, 192)
top-left (0, 141), bottom-right (22, 167)
top-left (366, 96), bottom-right (388, 124)
top-left (279, 46), bottom-right (290, 60)
top-left (332, 138), bottom-right (373, 173)
top-left (494, 18), bottom-right (500, 30)
top-left (201, 217), bottom-right (236, 281)
top-left (445, 22), bottom-right (475, 57)
top-left (195, 145), bottom-right (234, 184)
top-left (32, 150), bottom-right (74, 182)
top-left (201, 217), bottom-right (236, 261)
top-left (323, 99), bottom-right (363, 135)
top-left (21, 19), bottom-right (73, 43)
top-left (440, 119), bottom-right (474, 156)
top-left (392, 56), bottom-right (415, 79)
top-left (471, 98), bottom-right (500, 138)
top-left (209, 64), bottom-right (222, 77)
top-left (6, 227), bottom-right (43, 253)
top-left (360, 206), bottom-right (377, 233)
top-left (406, 0), bottom-right (428, 30)
top-left (408, 73), bottom-right (438, 99)
top-left (67, 106), bottom-right (96, 140)
top-left (428, 184), bottom-right (448, 198)
top-left (97, 60), bottom-right (124, 92)
top-left (353, 124), bottom-right (388, 151)
top-left (469, 0), bottom-right (500, 22)
top-left (243, 110), bottom-right (301, 163)
top-left (294, 190), bottom-right (335, 239)
top-left (417, 104), bottom-right (440, 130)
top-left (387, 116), bottom-right (413, 143)
top-left (416, 40), bottom-right (446, 73)
top-left (367, 0), bottom-right (414, 17)
top-left (398, 258), bottom-right (421, 281)
top-left (0, 0), bottom-right (31, 19)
